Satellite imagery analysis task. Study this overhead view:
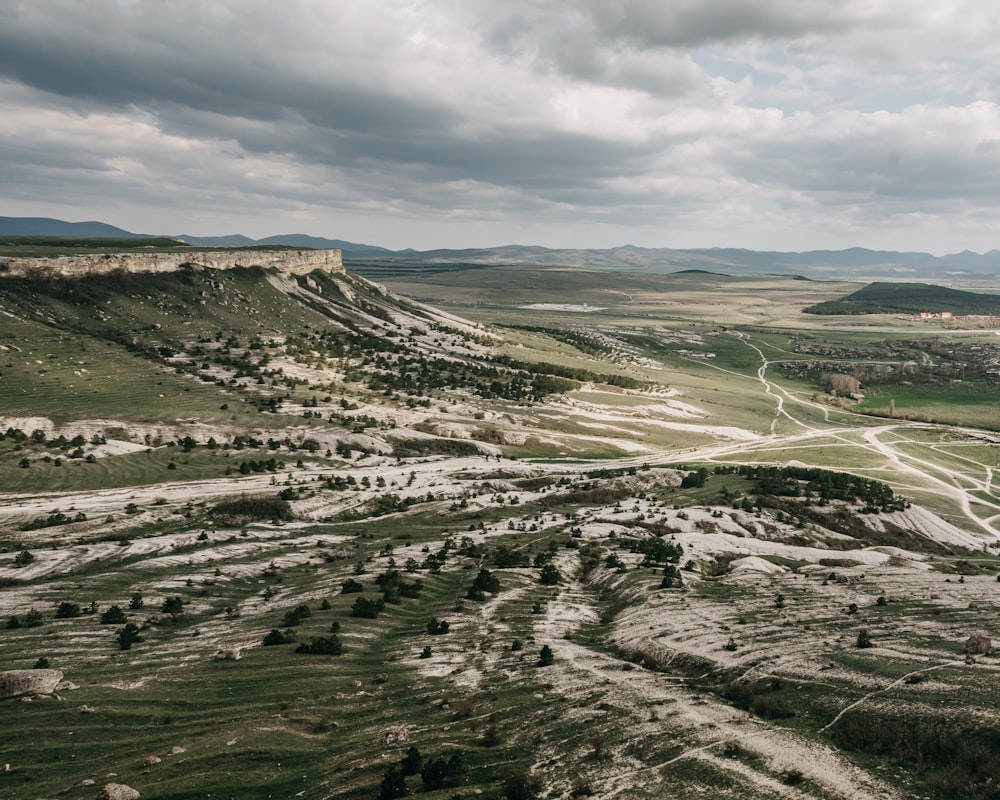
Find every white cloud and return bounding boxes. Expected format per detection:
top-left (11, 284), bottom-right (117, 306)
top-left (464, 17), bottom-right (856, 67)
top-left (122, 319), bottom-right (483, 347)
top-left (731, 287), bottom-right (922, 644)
top-left (1, 0), bottom-right (999, 251)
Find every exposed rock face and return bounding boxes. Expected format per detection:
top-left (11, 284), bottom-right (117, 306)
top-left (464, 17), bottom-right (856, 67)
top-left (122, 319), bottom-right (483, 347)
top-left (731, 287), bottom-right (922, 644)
top-left (0, 669), bottom-right (64, 698)
top-left (378, 726), bottom-right (409, 745)
top-left (0, 249), bottom-right (343, 278)
top-left (96, 783), bottom-right (140, 800)
top-left (965, 634), bottom-right (992, 655)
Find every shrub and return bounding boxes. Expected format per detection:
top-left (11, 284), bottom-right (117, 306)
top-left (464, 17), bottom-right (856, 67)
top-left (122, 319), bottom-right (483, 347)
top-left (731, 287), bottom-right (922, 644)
top-left (295, 635), bottom-right (342, 655)
top-left (129, 592), bottom-right (144, 610)
top-left (420, 645), bottom-right (432, 659)
top-left (539, 564), bottom-right (561, 585)
top-left (427, 617), bottom-right (450, 635)
top-left (401, 745), bottom-right (421, 775)
top-left (161, 597), bottom-right (185, 621)
top-left (341, 578), bottom-right (364, 594)
top-left (420, 752), bottom-right (467, 791)
top-left (856, 629), bottom-right (873, 648)
top-left (116, 623), bottom-right (143, 650)
top-left (55, 601), bottom-right (81, 619)
top-left (466, 568), bottom-right (501, 600)
top-left (502, 769), bottom-right (540, 800)
top-left (13, 550), bottom-right (34, 567)
top-left (351, 596), bottom-right (385, 619)
top-left (211, 493), bottom-right (293, 522)
top-left (100, 605), bottom-right (127, 625)
top-left (538, 644), bottom-right (555, 667)
top-left (23, 609), bottom-right (44, 627)
top-left (262, 629), bottom-right (290, 646)
top-left (281, 604), bottom-right (312, 627)
top-left (378, 766), bottom-right (407, 800)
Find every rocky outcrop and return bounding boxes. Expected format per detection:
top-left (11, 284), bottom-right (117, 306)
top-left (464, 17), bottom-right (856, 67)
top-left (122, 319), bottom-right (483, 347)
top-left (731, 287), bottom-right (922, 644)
top-left (0, 248), bottom-right (342, 279)
top-left (96, 783), bottom-right (140, 800)
top-left (0, 668), bottom-right (64, 698)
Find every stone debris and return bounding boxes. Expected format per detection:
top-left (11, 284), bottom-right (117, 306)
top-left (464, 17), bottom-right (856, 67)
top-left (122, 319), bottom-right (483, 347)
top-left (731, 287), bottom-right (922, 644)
top-left (95, 783), bottom-right (140, 800)
top-left (143, 755), bottom-right (161, 767)
top-left (212, 648), bottom-right (241, 661)
top-left (79, 704), bottom-right (96, 713)
top-left (378, 726), bottom-right (409, 745)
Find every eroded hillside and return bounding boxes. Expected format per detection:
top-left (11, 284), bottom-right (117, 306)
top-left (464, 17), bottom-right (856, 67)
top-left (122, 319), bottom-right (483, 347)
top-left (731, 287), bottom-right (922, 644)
top-left (1, 263), bottom-right (998, 800)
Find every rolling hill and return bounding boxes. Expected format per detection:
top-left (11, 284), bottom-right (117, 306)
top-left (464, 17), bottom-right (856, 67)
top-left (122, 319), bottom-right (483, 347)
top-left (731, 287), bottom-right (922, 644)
top-left (803, 281), bottom-right (1000, 315)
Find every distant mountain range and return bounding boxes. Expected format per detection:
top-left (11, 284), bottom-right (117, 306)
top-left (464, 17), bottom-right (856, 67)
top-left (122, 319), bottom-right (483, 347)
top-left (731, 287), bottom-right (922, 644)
top-left (2, 216), bottom-right (999, 279)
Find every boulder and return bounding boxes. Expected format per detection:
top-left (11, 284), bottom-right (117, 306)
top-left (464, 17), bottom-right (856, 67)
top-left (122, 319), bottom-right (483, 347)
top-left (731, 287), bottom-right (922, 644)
top-left (378, 726), bottom-right (409, 745)
top-left (212, 648), bottom-right (241, 661)
top-left (965, 634), bottom-right (992, 656)
top-left (0, 669), bottom-right (64, 699)
top-left (96, 783), bottom-right (140, 800)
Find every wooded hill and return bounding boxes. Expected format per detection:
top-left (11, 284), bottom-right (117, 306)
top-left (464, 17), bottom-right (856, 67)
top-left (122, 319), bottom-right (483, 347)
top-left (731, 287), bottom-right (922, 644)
top-left (804, 282), bottom-right (1000, 316)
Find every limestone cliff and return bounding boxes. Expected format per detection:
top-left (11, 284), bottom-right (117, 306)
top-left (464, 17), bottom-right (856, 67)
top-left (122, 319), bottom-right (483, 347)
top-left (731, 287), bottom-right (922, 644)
top-left (0, 248), bottom-right (343, 278)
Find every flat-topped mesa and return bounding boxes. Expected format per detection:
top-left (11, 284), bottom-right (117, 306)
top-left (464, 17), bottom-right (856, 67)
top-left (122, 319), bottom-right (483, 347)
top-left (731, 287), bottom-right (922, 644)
top-left (0, 248), bottom-right (343, 278)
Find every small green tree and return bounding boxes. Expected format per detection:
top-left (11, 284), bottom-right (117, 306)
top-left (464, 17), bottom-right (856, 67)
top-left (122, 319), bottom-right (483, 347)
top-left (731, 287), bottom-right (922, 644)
top-left (55, 601), bottom-right (81, 619)
top-left (378, 765), bottom-right (407, 800)
top-left (23, 609), bottom-right (44, 627)
top-left (100, 605), bottom-right (127, 625)
top-left (161, 597), bottom-right (185, 622)
top-left (14, 550), bottom-right (35, 567)
top-left (539, 564), bottom-right (561, 585)
top-left (128, 592), bottom-right (144, 610)
top-left (401, 745), bottom-right (422, 776)
top-left (116, 623), bottom-right (143, 650)
top-left (262, 629), bottom-right (289, 646)
top-left (538, 644), bottom-right (555, 667)
top-left (503, 768), bottom-right (540, 800)
top-left (855, 629), bottom-right (873, 649)
top-left (295, 635), bottom-right (343, 655)
top-left (351, 596), bottom-right (385, 619)
top-left (281, 604), bottom-right (312, 627)
top-left (426, 617), bottom-right (450, 635)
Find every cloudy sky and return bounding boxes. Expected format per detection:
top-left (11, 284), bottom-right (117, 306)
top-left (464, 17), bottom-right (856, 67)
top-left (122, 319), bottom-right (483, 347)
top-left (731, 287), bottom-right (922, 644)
top-left (2, 1), bottom-right (1000, 252)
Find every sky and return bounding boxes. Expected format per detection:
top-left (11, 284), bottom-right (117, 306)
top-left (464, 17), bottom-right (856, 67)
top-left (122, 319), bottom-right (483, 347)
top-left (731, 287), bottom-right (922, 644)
top-left (2, 1), bottom-right (1000, 253)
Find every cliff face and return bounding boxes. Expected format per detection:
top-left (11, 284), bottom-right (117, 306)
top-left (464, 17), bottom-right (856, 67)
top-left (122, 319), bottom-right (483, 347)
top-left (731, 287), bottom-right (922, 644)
top-left (0, 249), bottom-right (343, 278)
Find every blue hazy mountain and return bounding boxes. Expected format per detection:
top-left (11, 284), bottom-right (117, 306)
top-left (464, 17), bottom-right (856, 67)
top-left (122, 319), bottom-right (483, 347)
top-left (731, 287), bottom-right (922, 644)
top-left (2, 216), bottom-right (997, 277)
top-left (0, 216), bottom-right (153, 238)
